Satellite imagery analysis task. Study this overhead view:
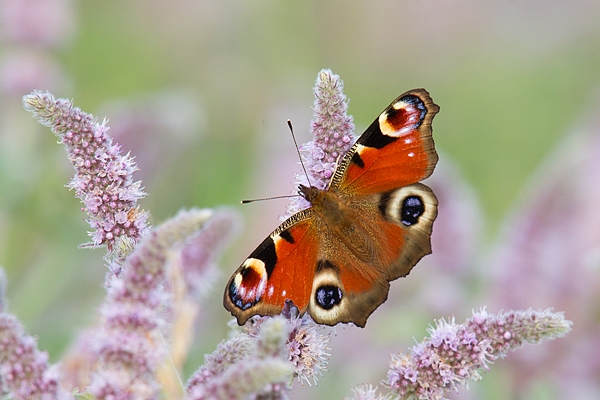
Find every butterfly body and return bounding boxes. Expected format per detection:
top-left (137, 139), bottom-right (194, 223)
top-left (299, 184), bottom-right (374, 263)
top-left (225, 89), bottom-right (439, 327)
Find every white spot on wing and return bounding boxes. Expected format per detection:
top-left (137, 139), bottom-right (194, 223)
top-left (393, 100), bottom-right (407, 110)
top-left (234, 273), bottom-right (243, 287)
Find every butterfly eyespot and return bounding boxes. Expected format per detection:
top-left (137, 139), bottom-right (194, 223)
top-left (378, 95), bottom-right (427, 140)
top-left (395, 95), bottom-right (426, 122)
top-left (315, 285), bottom-right (343, 310)
top-left (401, 195), bottom-right (424, 226)
top-left (228, 281), bottom-right (254, 310)
top-left (378, 186), bottom-right (432, 227)
top-left (228, 259), bottom-right (268, 311)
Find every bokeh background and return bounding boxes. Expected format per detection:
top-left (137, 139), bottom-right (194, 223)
top-left (1, 0), bottom-right (600, 399)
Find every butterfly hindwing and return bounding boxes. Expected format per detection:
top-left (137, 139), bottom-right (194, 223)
top-left (308, 237), bottom-right (391, 327)
top-left (304, 183), bottom-right (437, 327)
top-left (377, 183), bottom-right (438, 280)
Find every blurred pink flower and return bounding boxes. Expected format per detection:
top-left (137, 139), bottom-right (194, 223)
top-left (0, 51), bottom-right (67, 97)
top-left (90, 208), bottom-right (215, 399)
top-left (425, 157), bottom-right (483, 276)
top-left (186, 316), bottom-right (293, 400)
top-left (99, 90), bottom-right (206, 183)
top-left (178, 208), bottom-right (240, 300)
top-left (486, 103), bottom-right (600, 397)
top-left (0, 0), bottom-right (76, 48)
top-left (0, 274), bottom-right (67, 399)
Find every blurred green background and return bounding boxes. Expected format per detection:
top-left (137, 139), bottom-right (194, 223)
top-left (1, 0), bottom-right (599, 399)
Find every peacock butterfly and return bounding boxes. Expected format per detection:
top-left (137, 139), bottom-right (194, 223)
top-left (224, 89), bottom-right (439, 327)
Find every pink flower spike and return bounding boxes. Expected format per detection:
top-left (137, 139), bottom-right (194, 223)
top-left (286, 69), bottom-right (355, 216)
top-left (283, 302), bottom-right (331, 386)
top-left (0, 308), bottom-right (67, 399)
top-left (185, 333), bottom-right (255, 390)
top-left (179, 208), bottom-right (241, 300)
top-left (185, 316), bottom-right (293, 400)
top-left (22, 91), bottom-right (149, 259)
top-left (237, 301), bottom-right (331, 387)
top-left (386, 308), bottom-right (572, 400)
top-left (89, 208), bottom-right (214, 400)
top-left (186, 357), bottom-right (292, 400)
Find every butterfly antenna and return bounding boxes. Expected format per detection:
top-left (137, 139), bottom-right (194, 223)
top-left (287, 119), bottom-right (312, 187)
top-left (242, 120), bottom-right (309, 205)
top-left (241, 194), bottom-right (298, 204)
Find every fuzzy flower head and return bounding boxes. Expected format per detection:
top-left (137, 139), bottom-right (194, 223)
top-left (186, 316), bottom-right (293, 400)
top-left (23, 91), bottom-right (149, 257)
top-left (282, 301), bottom-right (331, 386)
top-left (0, 313), bottom-right (65, 399)
top-left (286, 69), bottom-right (355, 216)
top-left (239, 301), bottom-right (331, 387)
top-left (348, 384), bottom-right (395, 400)
top-left (386, 308), bottom-right (572, 400)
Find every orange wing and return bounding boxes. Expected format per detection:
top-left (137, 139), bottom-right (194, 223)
top-left (223, 210), bottom-right (320, 325)
top-left (333, 89), bottom-right (439, 195)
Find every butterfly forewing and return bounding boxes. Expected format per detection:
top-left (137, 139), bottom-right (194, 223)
top-left (333, 89), bottom-right (438, 195)
top-left (224, 212), bottom-right (319, 325)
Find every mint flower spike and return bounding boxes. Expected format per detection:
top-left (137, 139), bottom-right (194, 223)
top-left (0, 268), bottom-right (68, 400)
top-left (284, 304), bottom-right (331, 386)
top-left (286, 69), bottom-right (355, 216)
top-left (23, 91), bottom-right (149, 259)
top-left (386, 308), bottom-right (572, 400)
top-left (179, 208), bottom-right (241, 300)
top-left (238, 301), bottom-right (331, 387)
top-left (186, 316), bottom-right (294, 400)
top-left (0, 314), bottom-right (66, 400)
top-left (89, 208), bottom-right (214, 400)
